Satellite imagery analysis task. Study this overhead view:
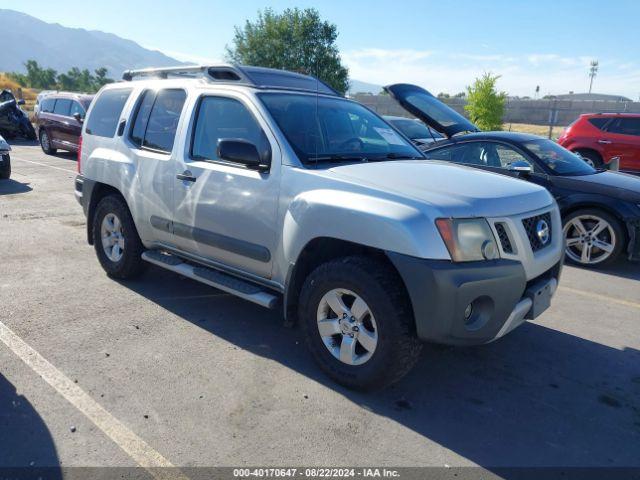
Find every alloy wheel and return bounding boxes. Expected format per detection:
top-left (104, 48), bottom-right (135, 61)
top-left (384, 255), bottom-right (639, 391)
top-left (101, 213), bottom-right (125, 262)
top-left (316, 288), bottom-right (378, 366)
top-left (564, 215), bottom-right (616, 265)
top-left (40, 131), bottom-right (50, 151)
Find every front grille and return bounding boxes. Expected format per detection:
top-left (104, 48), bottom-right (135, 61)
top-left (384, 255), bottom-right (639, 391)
top-left (495, 223), bottom-right (513, 253)
top-left (522, 212), bottom-right (552, 252)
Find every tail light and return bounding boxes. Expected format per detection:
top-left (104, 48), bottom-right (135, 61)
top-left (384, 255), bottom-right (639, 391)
top-left (77, 135), bottom-right (82, 173)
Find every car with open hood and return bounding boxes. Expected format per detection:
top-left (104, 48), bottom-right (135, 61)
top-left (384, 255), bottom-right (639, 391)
top-left (76, 65), bottom-right (563, 390)
top-left (0, 89), bottom-right (37, 141)
top-left (384, 83), bottom-right (640, 267)
top-left (0, 133), bottom-right (11, 179)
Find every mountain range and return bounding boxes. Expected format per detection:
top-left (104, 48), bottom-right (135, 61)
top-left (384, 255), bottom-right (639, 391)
top-left (0, 9), bottom-right (182, 80)
top-left (0, 8), bottom-right (381, 94)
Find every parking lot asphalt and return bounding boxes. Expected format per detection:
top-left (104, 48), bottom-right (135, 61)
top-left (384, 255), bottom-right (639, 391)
top-left (1, 142), bottom-right (639, 472)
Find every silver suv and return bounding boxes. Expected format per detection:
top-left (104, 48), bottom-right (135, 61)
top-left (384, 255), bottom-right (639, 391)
top-left (75, 65), bottom-right (564, 390)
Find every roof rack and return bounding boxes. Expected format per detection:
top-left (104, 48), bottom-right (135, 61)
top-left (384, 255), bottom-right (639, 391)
top-left (121, 64), bottom-right (341, 96)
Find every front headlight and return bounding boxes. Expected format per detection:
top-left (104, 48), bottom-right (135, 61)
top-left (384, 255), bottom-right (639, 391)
top-left (436, 218), bottom-right (499, 262)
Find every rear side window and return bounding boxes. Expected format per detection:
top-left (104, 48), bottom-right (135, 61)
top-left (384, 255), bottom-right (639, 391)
top-left (129, 90), bottom-right (157, 147)
top-left (69, 101), bottom-right (85, 119)
top-left (85, 88), bottom-right (132, 138)
top-left (53, 99), bottom-right (72, 116)
top-left (40, 98), bottom-right (55, 113)
top-left (608, 118), bottom-right (640, 137)
top-left (587, 117), bottom-right (609, 130)
top-left (138, 89), bottom-right (186, 153)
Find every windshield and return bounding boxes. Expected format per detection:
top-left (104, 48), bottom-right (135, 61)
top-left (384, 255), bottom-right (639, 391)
top-left (523, 139), bottom-right (596, 175)
top-left (388, 118), bottom-right (442, 141)
top-left (258, 93), bottom-right (422, 164)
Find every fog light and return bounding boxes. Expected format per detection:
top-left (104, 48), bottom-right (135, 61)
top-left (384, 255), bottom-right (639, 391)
top-left (464, 303), bottom-right (473, 320)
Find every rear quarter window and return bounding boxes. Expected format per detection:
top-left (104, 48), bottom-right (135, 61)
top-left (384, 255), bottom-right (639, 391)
top-left (85, 88), bottom-right (132, 138)
top-left (40, 98), bottom-right (55, 113)
top-left (587, 117), bottom-right (609, 130)
top-left (53, 99), bottom-right (72, 116)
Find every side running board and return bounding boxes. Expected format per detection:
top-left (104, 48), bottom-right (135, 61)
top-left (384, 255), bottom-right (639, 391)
top-left (141, 250), bottom-right (279, 309)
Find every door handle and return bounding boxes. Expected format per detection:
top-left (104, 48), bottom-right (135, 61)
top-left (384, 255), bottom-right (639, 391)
top-left (598, 139), bottom-right (612, 144)
top-left (177, 170), bottom-right (197, 182)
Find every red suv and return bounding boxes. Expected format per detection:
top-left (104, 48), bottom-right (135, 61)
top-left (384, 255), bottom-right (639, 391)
top-left (35, 92), bottom-right (94, 155)
top-left (558, 113), bottom-right (640, 173)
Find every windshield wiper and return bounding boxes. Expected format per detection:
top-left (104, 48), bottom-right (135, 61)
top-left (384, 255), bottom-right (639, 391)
top-left (307, 153), bottom-right (424, 164)
top-left (373, 153), bottom-right (425, 160)
top-left (308, 154), bottom-right (370, 163)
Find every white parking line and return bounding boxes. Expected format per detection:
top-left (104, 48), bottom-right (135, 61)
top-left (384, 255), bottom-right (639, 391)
top-left (0, 320), bottom-right (188, 480)
top-left (559, 286), bottom-right (640, 310)
top-left (12, 156), bottom-right (77, 174)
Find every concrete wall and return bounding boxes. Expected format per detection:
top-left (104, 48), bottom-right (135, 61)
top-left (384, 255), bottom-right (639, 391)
top-left (353, 94), bottom-right (640, 127)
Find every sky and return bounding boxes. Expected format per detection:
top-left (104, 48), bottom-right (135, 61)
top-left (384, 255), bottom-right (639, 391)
top-left (5, 0), bottom-right (640, 99)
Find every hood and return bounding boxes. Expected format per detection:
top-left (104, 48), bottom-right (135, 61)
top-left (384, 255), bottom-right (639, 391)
top-left (327, 160), bottom-right (554, 218)
top-left (383, 84), bottom-right (479, 138)
top-left (556, 171), bottom-right (640, 203)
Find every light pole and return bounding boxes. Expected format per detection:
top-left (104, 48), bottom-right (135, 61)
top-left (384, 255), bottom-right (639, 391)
top-left (588, 60), bottom-right (598, 94)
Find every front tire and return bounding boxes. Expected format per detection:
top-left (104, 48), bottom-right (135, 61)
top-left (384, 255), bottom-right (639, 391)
top-left (23, 122), bottom-right (37, 141)
top-left (39, 130), bottom-right (57, 155)
top-left (563, 209), bottom-right (625, 267)
top-left (299, 256), bottom-right (422, 391)
top-left (0, 154), bottom-right (10, 179)
top-left (93, 195), bottom-right (145, 279)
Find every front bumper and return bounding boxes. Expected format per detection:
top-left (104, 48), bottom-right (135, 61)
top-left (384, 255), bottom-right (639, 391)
top-left (387, 252), bottom-right (563, 346)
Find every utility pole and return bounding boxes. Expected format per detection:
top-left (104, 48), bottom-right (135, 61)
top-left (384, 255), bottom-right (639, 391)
top-left (588, 60), bottom-right (599, 94)
top-left (535, 85), bottom-right (540, 99)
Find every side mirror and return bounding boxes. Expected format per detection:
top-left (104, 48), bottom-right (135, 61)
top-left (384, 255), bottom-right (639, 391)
top-left (17, 99), bottom-right (25, 106)
top-left (73, 112), bottom-right (84, 124)
top-left (508, 160), bottom-right (532, 174)
top-left (217, 139), bottom-right (270, 172)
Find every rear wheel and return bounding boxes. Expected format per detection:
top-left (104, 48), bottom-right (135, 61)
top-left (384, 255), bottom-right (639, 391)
top-left (93, 195), bottom-right (145, 279)
top-left (298, 256), bottom-right (422, 391)
top-left (39, 130), bottom-right (57, 155)
top-left (563, 209), bottom-right (625, 267)
top-left (576, 150), bottom-right (603, 168)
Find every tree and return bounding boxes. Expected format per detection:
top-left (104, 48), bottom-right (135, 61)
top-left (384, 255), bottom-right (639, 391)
top-left (465, 73), bottom-right (507, 131)
top-left (8, 60), bottom-right (114, 93)
top-left (94, 67), bottom-right (114, 89)
top-left (437, 92), bottom-right (450, 99)
top-left (453, 92), bottom-right (466, 98)
top-left (226, 8), bottom-right (349, 94)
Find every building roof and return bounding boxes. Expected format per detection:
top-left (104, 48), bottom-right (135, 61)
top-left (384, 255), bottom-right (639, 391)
top-left (553, 93), bottom-right (632, 102)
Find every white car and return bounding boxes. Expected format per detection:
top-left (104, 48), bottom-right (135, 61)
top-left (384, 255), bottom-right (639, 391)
top-left (75, 65), bottom-right (564, 390)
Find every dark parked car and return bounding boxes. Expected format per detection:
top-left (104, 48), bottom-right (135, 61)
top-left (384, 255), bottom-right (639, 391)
top-left (384, 83), bottom-right (640, 268)
top-left (0, 89), bottom-right (37, 141)
top-left (35, 93), bottom-right (94, 155)
top-left (383, 115), bottom-right (443, 146)
top-left (0, 133), bottom-right (11, 179)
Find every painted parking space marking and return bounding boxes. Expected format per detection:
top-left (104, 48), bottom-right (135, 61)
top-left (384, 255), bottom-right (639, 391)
top-left (0, 320), bottom-right (188, 480)
top-left (559, 285), bottom-right (640, 310)
top-left (12, 156), bottom-right (77, 174)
